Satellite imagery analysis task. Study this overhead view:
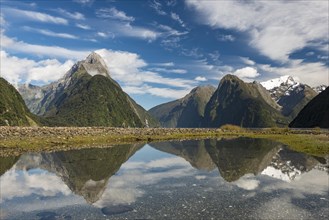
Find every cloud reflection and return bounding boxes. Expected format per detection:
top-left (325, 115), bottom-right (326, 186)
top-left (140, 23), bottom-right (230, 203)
top-left (94, 156), bottom-right (194, 207)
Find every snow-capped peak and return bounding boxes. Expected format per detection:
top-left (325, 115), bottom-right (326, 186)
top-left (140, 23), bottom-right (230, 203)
top-left (260, 75), bottom-right (299, 90)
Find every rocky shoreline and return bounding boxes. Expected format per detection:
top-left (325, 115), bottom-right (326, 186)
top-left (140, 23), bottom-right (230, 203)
top-left (0, 126), bottom-right (220, 139)
top-left (0, 126), bottom-right (328, 157)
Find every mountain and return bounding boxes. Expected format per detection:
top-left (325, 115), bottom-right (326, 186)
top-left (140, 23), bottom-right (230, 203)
top-left (18, 52), bottom-right (159, 127)
top-left (289, 87), bottom-right (329, 128)
top-left (203, 75), bottom-right (287, 128)
top-left (0, 77), bottom-right (39, 126)
top-left (150, 140), bottom-right (216, 171)
top-left (261, 147), bottom-right (323, 182)
top-left (149, 85), bottom-right (215, 128)
top-left (15, 144), bottom-right (141, 204)
top-left (261, 75), bottom-right (317, 119)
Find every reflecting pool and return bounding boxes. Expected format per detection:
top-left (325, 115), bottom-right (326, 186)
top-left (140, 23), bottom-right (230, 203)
top-left (0, 138), bottom-right (328, 219)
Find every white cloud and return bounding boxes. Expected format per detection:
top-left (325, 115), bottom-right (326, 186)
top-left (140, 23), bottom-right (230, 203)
top-left (73, 0), bottom-right (94, 5)
top-left (96, 7), bottom-right (135, 21)
top-left (233, 174), bottom-right (260, 190)
top-left (76, 23), bottom-right (91, 30)
top-left (150, 0), bottom-right (167, 16)
top-left (195, 76), bottom-right (207, 82)
top-left (0, 50), bottom-right (74, 85)
top-left (114, 23), bottom-right (159, 42)
top-left (23, 26), bottom-right (78, 39)
top-left (170, 12), bottom-right (185, 27)
top-left (56, 8), bottom-right (85, 20)
top-left (232, 67), bottom-right (260, 81)
top-left (95, 156), bottom-right (194, 207)
top-left (0, 168), bottom-right (71, 202)
top-left (240, 57), bottom-right (256, 66)
top-left (154, 62), bottom-right (175, 67)
top-left (208, 51), bottom-right (220, 62)
top-left (96, 49), bottom-right (196, 98)
top-left (5, 8), bottom-right (68, 25)
top-left (186, 0), bottom-right (329, 62)
top-left (149, 67), bottom-right (187, 74)
top-left (123, 85), bottom-right (191, 99)
top-left (0, 14), bottom-right (6, 26)
top-left (0, 32), bottom-right (89, 59)
top-left (97, 32), bottom-right (110, 38)
top-left (217, 34), bottom-right (235, 42)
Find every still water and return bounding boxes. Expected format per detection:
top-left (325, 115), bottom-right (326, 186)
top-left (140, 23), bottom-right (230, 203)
top-left (0, 138), bottom-right (328, 219)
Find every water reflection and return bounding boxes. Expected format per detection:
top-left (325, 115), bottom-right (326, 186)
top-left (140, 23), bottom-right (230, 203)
top-left (0, 138), bottom-right (328, 219)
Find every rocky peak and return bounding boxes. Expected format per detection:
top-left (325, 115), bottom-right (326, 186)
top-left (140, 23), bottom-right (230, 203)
top-left (80, 52), bottom-right (110, 78)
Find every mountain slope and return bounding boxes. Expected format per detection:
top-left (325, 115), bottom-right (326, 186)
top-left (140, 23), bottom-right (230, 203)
top-left (203, 75), bottom-right (288, 128)
top-left (19, 52), bottom-right (159, 127)
top-left (150, 140), bottom-right (216, 171)
top-left (149, 85), bottom-right (215, 127)
top-left (15, 144), bottom-right (141, 204)
top-left (0, 77), bottom-right (39, 126)
top-left (261, 75), bottom-right (317, 119)
top-left (289, 87), bottom-right (329, 128)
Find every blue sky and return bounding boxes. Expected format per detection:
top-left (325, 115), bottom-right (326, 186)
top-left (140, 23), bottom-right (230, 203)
top-left (1, 0), bottom-right (328, 109)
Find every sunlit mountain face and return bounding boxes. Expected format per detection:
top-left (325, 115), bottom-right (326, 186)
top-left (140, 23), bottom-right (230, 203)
top-left (1, 139), bottom-right (328, 219)
top-left (1, 0), bottom-right (328, 110)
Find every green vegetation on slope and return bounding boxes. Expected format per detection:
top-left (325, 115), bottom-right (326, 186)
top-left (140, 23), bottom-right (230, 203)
top-left (0, 77), bottom-right (39, 126)
top-left (203, 75), bottom-right (289, 128)
top-left (42, 65), bottom-right (155, 127)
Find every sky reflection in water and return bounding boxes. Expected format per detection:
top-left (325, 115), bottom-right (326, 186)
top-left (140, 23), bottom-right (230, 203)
top-left (0, 138), bottom-right (328, 219)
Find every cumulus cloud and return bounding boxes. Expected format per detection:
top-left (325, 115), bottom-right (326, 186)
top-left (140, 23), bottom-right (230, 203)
top-left (96, 49), bottom-right (196, 98)
top-left (0, 168), bottom-right (71, 202)
top-left (232, 67), bottom-right (260, 81)
top-left (0, 51), bottom-right (75, 85)
top-left (195, 76), bottom-right (207, 82)
top-left (186, 0), bottom-right (329, 62)
top-left (4, 8), bottom-right (68, 25)
top-left (96, 7), bottom-right (135, 22)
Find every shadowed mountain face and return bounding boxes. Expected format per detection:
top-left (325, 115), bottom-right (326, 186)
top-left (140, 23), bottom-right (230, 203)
top-left (203, 75), bottom-right (288, 128)
top-left (0, 78), bottom-right (39, 126)
top-left (150, 140), bottom-right (216, 171)
top-left (150, 138), bottom-right (325, 182)
top-left (289, 87), bottom-right (329, 128)
top-left (149, 85), bottom-right (216, 128)
top-left (15, 144), bottom-right (142, 204)
top-left (204, 138), bottom-right (324, 182)
top-left (18, 52), bottom-right (159, 127)
top-left (204, 138), bottom-right (282, 182)
top-left (0, 155), bottom-right (20, 176)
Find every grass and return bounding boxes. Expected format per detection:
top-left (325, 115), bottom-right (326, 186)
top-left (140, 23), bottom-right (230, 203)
top-left (0, 127), bottom-right (328, 157)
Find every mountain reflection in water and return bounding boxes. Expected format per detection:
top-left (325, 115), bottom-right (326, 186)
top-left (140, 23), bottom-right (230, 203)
top-left (0, 138), bottom-right (328, 219)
